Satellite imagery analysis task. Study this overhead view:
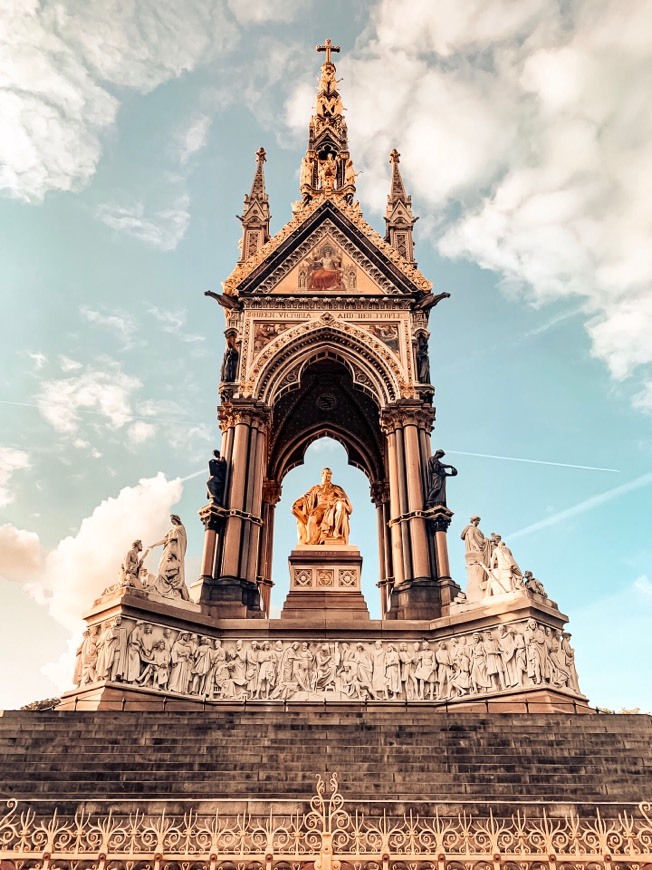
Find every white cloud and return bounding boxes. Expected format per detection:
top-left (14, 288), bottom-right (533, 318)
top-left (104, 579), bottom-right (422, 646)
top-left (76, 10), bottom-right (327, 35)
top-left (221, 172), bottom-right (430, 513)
top-left (178, 114), bottom-right (211, 164)
top-left (0, 523), bottom-right (41, 579)
top-left (36, 364), bottom-right (141, 435)
top-left (80, 308), bottom-right (137, 345)
top-left (96, 194), bottom-right (191, 251)
top-left (58, 355), bottom-right (83, 372)
top-left (0, 0), bottom-right (238, 202)
top-left (0, 447), bottom-right (31, 508)
top-left (1, 474), bottom-right (184, 693)
top-left (28, 352), bottom-right (47, 369)
top-left (127, 420), bottom-right (156, 444)
top-left (227, 0), bottom-right (308, 24)
top-left (336, 0), bottom-right (652, 410)
top-left (634, 575), bottom-right (652, 599)
top-left (59, 0), bottom-right (237, 91)
top-left (147, 305), bottom-right (205, 341)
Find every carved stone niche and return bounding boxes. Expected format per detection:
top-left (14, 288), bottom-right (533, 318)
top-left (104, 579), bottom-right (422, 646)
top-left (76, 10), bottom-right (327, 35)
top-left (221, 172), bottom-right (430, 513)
top-left (281, 544), bottom-right (369, 620)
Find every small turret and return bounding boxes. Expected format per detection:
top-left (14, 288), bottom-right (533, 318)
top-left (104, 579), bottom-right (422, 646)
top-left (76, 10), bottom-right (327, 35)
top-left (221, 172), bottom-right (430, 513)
top-left (384, 149), bottom-right (418, 264)
top-left (238, 147), bottom-right (270, 262)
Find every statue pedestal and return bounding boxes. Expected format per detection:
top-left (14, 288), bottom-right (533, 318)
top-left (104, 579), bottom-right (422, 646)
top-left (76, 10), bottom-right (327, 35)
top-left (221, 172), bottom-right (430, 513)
top-left (281, 544), bottom-right (370, 620)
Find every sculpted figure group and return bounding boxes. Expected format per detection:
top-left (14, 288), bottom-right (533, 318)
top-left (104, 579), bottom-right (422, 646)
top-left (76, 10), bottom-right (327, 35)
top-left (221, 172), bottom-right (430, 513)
top-left (460, 515), bottom-right (548, 604)
top-left (102, 515), bottom-right (191, 603)
top-left (74, 618), bottom-right (579, 701)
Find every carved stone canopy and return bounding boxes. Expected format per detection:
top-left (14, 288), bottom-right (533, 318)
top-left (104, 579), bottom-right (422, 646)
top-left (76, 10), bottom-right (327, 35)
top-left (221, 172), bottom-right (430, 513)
top-left (268, 359), bottom-right (384, 482)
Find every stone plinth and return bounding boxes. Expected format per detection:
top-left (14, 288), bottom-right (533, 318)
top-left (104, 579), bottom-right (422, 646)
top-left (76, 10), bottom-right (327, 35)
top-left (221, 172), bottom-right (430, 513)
top-left (281, 544), bottom-right (369, 619)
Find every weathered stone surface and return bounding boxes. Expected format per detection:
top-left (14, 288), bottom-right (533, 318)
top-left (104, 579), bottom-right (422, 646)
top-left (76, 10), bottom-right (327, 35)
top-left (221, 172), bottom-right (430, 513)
top-left (1, 709), bottom-right (650, 814)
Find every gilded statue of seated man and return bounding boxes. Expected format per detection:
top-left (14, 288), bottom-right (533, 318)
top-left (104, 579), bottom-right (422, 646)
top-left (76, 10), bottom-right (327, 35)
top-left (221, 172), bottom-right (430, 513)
top-left (292, 467), bottom-right (353, 545)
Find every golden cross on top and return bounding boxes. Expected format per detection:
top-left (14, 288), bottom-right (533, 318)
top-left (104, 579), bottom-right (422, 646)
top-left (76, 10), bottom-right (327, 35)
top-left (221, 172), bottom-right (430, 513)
top-left (316, 38), bottom-right (340, 64)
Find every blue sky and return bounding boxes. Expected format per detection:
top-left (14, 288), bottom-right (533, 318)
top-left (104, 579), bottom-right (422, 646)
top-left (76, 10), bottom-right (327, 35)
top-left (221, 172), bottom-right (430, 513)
top-left (1, 0), bottom-right (651, 710)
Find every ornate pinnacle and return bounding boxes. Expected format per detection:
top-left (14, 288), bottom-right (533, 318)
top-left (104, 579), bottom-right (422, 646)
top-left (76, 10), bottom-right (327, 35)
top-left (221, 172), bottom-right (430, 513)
top-left (250, 147), bottom-right (268, 201)
top-left (238, 146), bottom-right (270, 263)
top-left (388, 149), bottom-right (407, 201)
top-left (385, 147), bottom-right (417, 263)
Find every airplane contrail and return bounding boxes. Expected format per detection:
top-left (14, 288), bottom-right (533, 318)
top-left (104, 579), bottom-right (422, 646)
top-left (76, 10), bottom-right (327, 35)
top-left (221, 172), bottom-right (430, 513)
top-left (446, 450), bottom-right (620, 473)
top-left (508, 471), bottom-right (652, 539)
top-left (180, 469), bottom-right (206, 482)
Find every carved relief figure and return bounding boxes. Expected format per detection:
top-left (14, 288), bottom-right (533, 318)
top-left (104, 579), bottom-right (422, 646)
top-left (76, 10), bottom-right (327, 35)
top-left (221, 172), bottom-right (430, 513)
top-left (415, 641), bottom-right (435, 700)
top-left (385, 644), bottom-right (401, 698)
top-left (314, 644), bottom-right (336, 691)
top-left (435, 641), bottom-right (453, 699)
top-left (351, 643), bottom-right (373, 699)
top-left (425, 450), bottom-right (458, 508)
top-left (253, 323), bottom-right (285, 353)
top-left (450, 637), bottom-right (471, 697)
top-left (191, 637), bottom-right (214, 695)
top-left (148, 515), bottom-right (189, 600)
top-left (76, 627), bottom-right (99, 686)
top-left (483, 630), bottom-right (505, 692)
top-left (370, 324), bottom-right (399, 352)
top-left (96, 616), bottom-right (128, 682)
top-left (292, 467), bottom-right (353, 545)
top-left (168, 632), bottom-right (194, 694)
top-left (398, 642), bottom-right (417, 700)
top-left (524, 619), bottom-right (545, 686)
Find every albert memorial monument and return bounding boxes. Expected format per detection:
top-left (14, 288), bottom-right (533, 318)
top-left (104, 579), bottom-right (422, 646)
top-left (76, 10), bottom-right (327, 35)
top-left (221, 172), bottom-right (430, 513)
top-left (61, 39), bottom-right (586, 713)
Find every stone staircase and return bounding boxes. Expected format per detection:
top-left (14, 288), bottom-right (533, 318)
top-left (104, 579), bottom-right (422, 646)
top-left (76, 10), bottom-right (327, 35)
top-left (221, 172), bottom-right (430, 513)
top-left (1, 709), bottom-right (651, 814)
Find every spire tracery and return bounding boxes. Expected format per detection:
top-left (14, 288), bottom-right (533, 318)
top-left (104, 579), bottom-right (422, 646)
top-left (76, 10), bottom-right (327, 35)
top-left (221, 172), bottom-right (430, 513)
top-left (297, 39), bottom-right (357, 209)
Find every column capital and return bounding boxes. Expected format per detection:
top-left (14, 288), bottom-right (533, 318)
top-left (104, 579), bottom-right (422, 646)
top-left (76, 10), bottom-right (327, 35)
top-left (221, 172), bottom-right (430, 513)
top-left (262, 478), bottom-right (283, 505)
top-left (380, 401), bottom-right (435, 434)
top-left (198, 502), bottom-right (228, 532)
top-left (218, 400), bottom-right (272, 432)
top-left (424, 504), bottom-right (454, 533)
top-left (370, 479), bottom-right (390, 506)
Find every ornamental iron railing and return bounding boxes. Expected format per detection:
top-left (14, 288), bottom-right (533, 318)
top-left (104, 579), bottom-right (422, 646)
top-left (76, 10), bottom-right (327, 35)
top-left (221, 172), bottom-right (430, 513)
top-left (1, 775), bottom-right (651, 870)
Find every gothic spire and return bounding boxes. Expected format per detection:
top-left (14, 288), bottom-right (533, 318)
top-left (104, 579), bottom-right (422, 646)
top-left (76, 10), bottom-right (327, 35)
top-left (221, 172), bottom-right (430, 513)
top-left (384, 149), bottom-right (418, 264)
top-left (298, 39), bottom-right (357, 207)
top-left (238, 147), bottom-right (270, 262)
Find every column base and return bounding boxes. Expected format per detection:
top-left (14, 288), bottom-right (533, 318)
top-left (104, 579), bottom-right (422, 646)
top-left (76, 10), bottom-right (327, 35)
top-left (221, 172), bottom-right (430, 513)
top-left (386, 578), bottom-right (442, 620)
top-left (199, 577), bottom-right (263, 618)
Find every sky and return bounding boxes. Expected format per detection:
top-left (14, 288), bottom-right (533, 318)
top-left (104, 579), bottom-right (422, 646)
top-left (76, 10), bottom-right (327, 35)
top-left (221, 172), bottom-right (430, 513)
top-left (1, 0), bottom-right (651, 711)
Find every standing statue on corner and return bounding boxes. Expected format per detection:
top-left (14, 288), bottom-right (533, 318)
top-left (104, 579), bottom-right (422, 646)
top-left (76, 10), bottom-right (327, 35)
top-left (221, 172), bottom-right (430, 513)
top-left (425, 449), bottom-right (458, 508)
top-left (220, 335), bottom-right (239, 382)
top-left (207, 449), bottom-right (227, 505)
top-left (416, 333), bottom-right (431, 383)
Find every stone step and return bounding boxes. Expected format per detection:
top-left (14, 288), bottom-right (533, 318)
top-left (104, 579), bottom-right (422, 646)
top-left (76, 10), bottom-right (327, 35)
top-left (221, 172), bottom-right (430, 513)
top-left (1, 710), bottom-right (650, 806)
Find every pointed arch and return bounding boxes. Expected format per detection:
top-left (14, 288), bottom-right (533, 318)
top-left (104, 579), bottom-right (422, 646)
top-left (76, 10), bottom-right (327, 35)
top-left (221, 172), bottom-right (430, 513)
top-left (247, 320), bottom-right (407, 406)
